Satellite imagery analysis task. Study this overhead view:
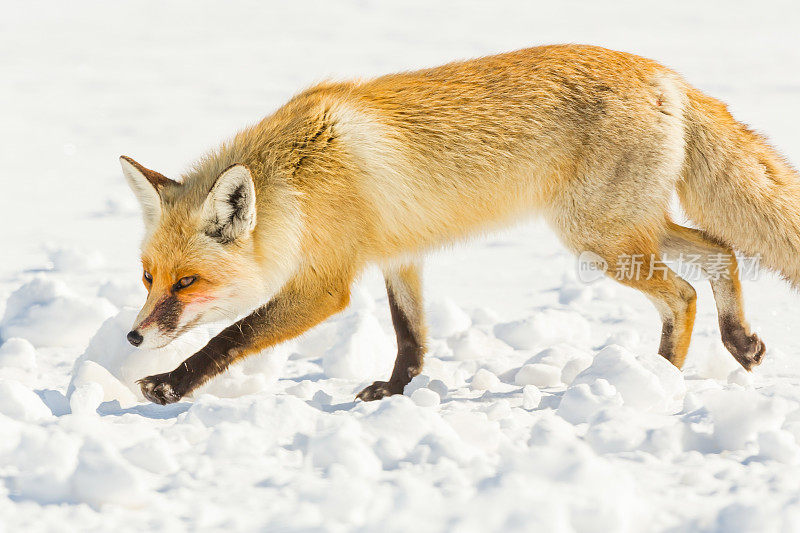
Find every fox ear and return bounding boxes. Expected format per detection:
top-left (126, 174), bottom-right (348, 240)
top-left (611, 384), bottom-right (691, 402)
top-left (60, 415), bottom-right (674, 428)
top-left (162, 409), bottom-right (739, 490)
top-left (120, 156), bottom-right (175, 231)
top-left (202, 164), bottom-right (257, 243)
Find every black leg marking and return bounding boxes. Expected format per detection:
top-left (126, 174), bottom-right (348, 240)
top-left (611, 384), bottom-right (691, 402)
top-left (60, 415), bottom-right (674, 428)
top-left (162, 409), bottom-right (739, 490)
top-left (658, 319), bottom-right (676, 364)
top-left (357, 269), bottom-right (426, 401)
top-left (719, 314), bottom-right (766, 371)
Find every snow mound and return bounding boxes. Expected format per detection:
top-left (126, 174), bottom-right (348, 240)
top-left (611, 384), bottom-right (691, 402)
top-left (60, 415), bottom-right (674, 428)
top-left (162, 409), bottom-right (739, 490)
top-left (69, 360), bottom-right (137, 408)
top-left (0, 277), bottom-right (116, 347)
top-left (558, 379), bottom-right (624, 424)
top-left (570, 345), bottom-right (685, 414)
top-left (522, 385), bottom-right (542, 409)
top-left (471, 368), bottom-right (500, 390)
top-left (0, 379), bottom-right (52, 421)
top-left (69, 382), bottom-right (104, 416)
top-left (70, 308), bottom-right (290, 402)
top-left (515, 363), bottom-right (562, 387)
top-left (68, 308), bottom-right (210, 401)
top-left (0, 337), bottom-right (37, 369)
top-left (410, 387), bottom-right (441, 407)
top-left (322, 311), bottom-right (394, 380)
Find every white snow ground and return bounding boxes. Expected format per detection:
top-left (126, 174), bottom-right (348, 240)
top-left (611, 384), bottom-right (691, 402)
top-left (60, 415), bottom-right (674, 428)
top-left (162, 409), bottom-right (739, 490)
top-left (2, 1), bottom-right (800, 531)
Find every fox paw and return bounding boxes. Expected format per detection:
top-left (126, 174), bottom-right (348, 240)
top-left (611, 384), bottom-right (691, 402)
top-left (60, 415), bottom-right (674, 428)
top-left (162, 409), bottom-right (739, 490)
top-left (138, 373), bottom-right (183, 405)
top-left (721, 316), bottom-right (766, 371)
top-left (735, 333), bottom-right (766, 371)
top-left (356, 381), bottom-right (403, 402)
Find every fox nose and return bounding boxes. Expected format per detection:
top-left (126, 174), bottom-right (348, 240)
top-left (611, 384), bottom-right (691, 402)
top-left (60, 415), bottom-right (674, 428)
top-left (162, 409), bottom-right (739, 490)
top-left (127, 330), bottom-right (143, 347)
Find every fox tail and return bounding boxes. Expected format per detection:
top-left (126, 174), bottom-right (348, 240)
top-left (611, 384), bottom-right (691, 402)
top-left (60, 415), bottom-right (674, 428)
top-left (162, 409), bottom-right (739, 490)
top-left (677, 86), bottom-right (800, 286)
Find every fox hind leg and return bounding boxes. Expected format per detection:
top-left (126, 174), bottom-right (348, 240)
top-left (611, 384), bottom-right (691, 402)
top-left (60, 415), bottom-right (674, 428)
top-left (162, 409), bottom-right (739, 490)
top-left (575, 236), bottom-right (697, 368)
top-left (620, 256), bottom-right (698, 369)
top-left (662, 223), bottom-right (765, 370)
top-left (357, 263), bottom-right (427, 401)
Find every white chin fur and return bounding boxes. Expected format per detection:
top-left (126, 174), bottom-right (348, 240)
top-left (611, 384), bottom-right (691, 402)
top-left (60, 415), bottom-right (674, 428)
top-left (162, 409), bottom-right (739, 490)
top-left (136, 332), bottom-right (176, 350)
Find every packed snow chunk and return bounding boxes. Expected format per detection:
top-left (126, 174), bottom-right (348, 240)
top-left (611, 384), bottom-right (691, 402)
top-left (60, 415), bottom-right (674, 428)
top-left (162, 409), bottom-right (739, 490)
top-left (305, 420), bottom-right (382, 477)
top-left (322, 312), bottom-right (394, 380)
top-left (704, 390), bottom-right (790, 451)
top-left (447, 328), bottom-right (512, 361)
top-left (523, 345), bottom-right (595, 385)
top-left (69, 382), bottom-right (104, 416)
top-left (97, 279), bottom-right (146, 308)
top-left (471, 368), bottom-right (500, 391)
top-left (418, 355), bottom-right (469, 390)
top-left (493, 309), bottom-right (590, 350)
top-left (70, 308), bottom-right (210, 400)
top-left (562, 356), bottom-right (594, 385)
top-left (522, 385), bottom-right (542, 409)
top-left (756, 430), bottom-right (800, 464)
top-left (71, 439), bottom-right (147, 508)
top-left (404, 374), bottom-right (432, 396)
top-left (571, 345), bottom-right (685, 413)
top-left (46, 245), bottom-right (106, 272)
top-left (311, 389), bottom-right (333, 406)
top-left (69, 360), bottom-right (137, 407)
top-left (427, 298), bottom-right (471, 338)
top-left (0, 379), bottom-right (52, 421)
top-left (428, 379), bottom-right (449, 399)
top-left (515, 363), bottom-right (562, 388)
top-left (407, 374), bottom-right (448, 400)
top-left (411, 387), bottom-right (441, 407)
top-left (0, 276), bottom-right (117, 347)
top-left (0, 337), bottom-right (36, 369)
top-left (558, 379), bottom-right (623, 424)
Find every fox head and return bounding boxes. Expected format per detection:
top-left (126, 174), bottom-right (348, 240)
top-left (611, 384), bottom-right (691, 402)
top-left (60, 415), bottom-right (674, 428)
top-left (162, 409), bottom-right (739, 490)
top-left (120, 156), bottom-right (298, 349)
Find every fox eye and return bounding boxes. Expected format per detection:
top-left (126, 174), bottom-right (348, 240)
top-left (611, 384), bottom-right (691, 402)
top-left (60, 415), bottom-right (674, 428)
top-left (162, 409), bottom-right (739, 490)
top-left (175, 276), bottom-right (196, 290)
top-left (143, 270), bottom-right (153, 283)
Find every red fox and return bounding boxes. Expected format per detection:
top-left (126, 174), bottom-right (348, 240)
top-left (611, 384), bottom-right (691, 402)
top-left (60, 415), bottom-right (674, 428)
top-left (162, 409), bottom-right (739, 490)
top-left (121, 44), bottom-right (794, 405)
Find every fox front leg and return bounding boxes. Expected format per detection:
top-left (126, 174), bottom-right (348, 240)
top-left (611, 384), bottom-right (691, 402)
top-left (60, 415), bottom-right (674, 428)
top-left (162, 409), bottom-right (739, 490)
top-left (357, 263), bottom-right (427, 401)
top-left (137, 278), bottom-right (352, 405)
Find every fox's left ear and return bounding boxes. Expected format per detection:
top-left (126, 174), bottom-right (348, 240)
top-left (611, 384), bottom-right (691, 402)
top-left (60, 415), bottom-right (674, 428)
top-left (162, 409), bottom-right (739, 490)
top-left (119, 155), bottom-right (177, 232)
top-left (202, 164), bottom-right (257, 243)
